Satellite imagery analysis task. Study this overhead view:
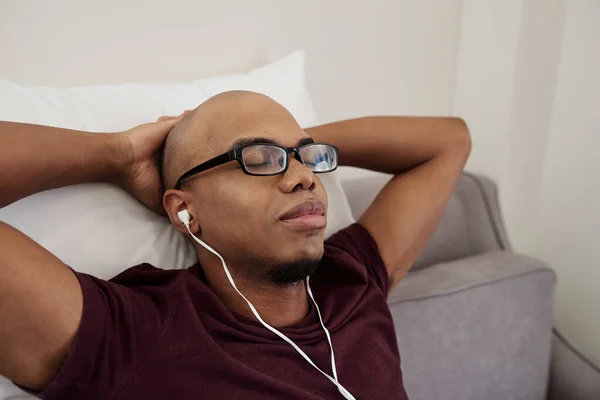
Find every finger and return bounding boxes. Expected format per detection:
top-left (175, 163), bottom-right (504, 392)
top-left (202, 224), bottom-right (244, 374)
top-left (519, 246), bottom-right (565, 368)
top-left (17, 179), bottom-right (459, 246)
top-left (157, 115), bottom-right (177, 122)
top-left (157, 110), bottom-right (191, 122)
top-left (156, 115), bottom-right (185, 131)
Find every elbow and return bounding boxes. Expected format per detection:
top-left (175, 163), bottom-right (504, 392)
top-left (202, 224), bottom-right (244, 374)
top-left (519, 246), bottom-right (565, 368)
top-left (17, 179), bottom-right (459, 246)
top-left (451, 117), bottom-right (471, 141)
top-left (448, 117), bottom-right (472, 158)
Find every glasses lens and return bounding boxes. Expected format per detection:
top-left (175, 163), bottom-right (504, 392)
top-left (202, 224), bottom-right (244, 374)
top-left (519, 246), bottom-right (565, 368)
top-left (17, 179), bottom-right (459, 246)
top-left (300, 144), bottom-right (337, 172)
top-left (242, 145), bottom-right (287, 175)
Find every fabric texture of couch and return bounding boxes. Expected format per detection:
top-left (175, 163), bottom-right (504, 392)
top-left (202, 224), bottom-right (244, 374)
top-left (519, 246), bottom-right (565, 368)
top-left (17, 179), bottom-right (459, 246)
top-left (341, 171), bottom-right (600, 400)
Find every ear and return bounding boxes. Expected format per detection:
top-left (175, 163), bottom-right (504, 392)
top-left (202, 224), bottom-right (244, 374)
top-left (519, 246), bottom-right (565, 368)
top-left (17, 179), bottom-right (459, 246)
top-left (163, 189), bottom-right (201, 235)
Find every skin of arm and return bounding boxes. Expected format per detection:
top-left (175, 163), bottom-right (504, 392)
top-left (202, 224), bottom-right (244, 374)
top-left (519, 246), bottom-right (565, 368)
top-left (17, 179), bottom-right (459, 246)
top-left (0, 117), bottom-right (182, 389)
top-left (306, 116), bottom-right (471, 292)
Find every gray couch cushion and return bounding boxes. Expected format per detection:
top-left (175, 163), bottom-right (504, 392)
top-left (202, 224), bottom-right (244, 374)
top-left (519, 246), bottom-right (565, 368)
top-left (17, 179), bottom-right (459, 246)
top-left (388, 252), bottom-right (556, 400)
top-left (548, 329), bottom-right (600, 400)
top-left (341, 172), bottom-right (510, 271)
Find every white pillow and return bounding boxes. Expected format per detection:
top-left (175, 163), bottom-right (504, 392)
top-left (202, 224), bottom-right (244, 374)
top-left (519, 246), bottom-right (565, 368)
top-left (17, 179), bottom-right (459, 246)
top-left (0, 51), bottom-right (355, 278)
top-left (0, 51), bottom-right (355, 399)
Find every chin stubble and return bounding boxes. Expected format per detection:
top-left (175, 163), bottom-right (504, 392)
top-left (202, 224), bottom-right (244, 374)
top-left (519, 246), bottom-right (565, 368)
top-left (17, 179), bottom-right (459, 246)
top-left (268, 258), bottom-right (322, 286)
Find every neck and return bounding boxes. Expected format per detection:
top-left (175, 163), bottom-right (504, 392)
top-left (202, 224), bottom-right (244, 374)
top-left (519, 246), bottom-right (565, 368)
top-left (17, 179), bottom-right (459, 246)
top-left (201, 258), bottom-right (310, 328)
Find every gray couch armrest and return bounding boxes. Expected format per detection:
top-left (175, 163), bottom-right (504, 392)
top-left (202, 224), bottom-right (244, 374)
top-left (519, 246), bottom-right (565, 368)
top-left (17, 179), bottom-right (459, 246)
top-left (548, 329), bottom-right (600, 400)
top-left (388, 252), bottom-right (556, 400)
top-left (341, 171), bottom-right (511, 270)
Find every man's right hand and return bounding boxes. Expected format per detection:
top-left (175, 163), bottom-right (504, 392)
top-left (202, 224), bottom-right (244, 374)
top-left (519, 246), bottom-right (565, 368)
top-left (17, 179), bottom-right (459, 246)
top-left (115, 111), bottom-right (189, 215)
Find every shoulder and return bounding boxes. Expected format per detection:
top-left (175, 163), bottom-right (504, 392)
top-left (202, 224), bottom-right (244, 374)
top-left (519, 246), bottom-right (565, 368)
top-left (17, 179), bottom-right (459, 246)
top-left (73, 263), bottom-right (199, 322)
top-left (323, 223), bottom-right (389, 293)
top-left (108, 263), bottom-right (189, 288)
top-left (30, 265), bottom-right (197, 399)
top-left (325, 223), bottom-right (381, 264)
top-left (73, 263), bottom-right (190, 323)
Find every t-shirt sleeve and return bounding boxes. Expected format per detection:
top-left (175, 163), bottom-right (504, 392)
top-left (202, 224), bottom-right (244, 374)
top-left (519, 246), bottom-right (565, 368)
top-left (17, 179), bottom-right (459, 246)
top-left (324, 223), bottom-right (390, 294)
top-left (31, 267), bottom-right (173, 400)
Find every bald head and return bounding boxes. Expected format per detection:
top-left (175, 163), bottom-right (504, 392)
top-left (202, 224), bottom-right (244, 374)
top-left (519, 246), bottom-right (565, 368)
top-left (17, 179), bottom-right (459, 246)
top-left (161, 90), bottom-right (298, 190)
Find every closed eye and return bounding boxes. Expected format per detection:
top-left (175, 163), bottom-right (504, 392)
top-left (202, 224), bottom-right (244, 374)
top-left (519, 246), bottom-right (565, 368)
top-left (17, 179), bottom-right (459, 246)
top-left (245, 161), bottom-right (272, 168)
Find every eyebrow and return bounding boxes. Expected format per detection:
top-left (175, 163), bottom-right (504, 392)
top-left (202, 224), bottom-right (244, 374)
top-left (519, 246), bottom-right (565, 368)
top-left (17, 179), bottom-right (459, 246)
top-left (227, 136), bottom-right (314, 151)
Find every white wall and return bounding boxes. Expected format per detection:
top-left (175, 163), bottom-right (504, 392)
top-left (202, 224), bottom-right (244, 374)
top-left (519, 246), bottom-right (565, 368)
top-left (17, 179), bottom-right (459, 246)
top-left (0, 0), bottom-right (599, 362)
top-left (0, 0), bottom-right (461, 121)
top-left (454, 0), bottom-right (523, 182)
top-left (532, 0), bottom-right (600, 365)
top-left (454, 0), bottom-right (566, 251)
top-left (455, 0), bottom-right (600, 363)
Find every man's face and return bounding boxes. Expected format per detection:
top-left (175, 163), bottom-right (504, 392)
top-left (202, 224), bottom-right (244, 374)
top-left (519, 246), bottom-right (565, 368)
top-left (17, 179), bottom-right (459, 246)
top-left (174, 96), bottom-right (328, 283)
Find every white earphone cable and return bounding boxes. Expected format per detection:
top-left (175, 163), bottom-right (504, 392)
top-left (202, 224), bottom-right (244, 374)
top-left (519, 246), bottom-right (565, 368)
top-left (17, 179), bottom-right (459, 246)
top-left (183, 223), bottom-right (355, 400)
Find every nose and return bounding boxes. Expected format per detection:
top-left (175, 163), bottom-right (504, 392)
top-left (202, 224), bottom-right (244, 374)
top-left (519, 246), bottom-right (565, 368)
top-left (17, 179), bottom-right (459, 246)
top-left (278, 157), bottom-right (316, 193)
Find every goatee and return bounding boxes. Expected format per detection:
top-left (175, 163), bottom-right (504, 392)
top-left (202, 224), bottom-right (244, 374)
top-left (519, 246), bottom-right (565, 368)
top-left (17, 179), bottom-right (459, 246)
top-left (269, 258), bottom-right (321, 286)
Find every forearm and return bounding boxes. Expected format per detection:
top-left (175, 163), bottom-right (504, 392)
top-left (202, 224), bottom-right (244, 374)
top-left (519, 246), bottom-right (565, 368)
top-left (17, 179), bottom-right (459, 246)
top-left (306, 116), bottom-right (469, 173)
top-left (0, 121), bottom-right (126, 208)
top-left (371, 152), bottom-right (468, 287)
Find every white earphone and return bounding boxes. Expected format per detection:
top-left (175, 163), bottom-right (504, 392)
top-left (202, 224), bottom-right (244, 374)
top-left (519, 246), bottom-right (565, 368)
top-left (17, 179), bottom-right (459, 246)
top-left (176, 208), bottom-right (355, 399)
top-left (177, 209), bottom-right (191, 226)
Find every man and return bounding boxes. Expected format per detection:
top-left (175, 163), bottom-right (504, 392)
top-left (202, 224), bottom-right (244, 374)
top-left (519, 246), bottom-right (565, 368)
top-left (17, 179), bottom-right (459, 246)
top-left (0, 91), bottom-right (471, 399)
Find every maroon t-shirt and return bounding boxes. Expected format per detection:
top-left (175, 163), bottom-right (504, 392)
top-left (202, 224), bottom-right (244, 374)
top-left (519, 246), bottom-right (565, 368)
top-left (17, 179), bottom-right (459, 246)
top-left (33, 223), bottom-right (408, 399)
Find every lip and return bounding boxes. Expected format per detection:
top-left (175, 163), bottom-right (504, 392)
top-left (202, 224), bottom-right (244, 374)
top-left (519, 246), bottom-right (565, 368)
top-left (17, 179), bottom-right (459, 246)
top-left (279, 200), bottom-right (327, 230)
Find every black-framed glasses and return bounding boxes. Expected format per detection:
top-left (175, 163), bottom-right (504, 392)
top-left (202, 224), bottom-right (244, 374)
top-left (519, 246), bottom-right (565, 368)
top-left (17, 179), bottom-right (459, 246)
top-left (175, 141), bottom-right (339, 189)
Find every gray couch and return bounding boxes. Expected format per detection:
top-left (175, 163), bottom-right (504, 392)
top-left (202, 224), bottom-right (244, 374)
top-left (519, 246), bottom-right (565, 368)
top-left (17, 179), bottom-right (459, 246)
top-left (341, 172), bottom-right (600, 400)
